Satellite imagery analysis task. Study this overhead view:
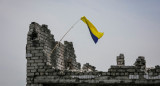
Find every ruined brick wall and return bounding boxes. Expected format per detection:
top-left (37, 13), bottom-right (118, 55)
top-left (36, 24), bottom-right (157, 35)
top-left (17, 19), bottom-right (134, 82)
top-left (26, 22), bottom-right (82, 86)
top-left (134, 56), bottom-right (146, 70)
top-left (82, 63), bottom-right (96, 72)
top-left (26, 22), bottom-right (160, 86)
top-left (117, 53), bottom-right (125, 66)
top-left (64, 41), bottom-right (81, 70)
top-left (51, 42), bottom-right (65, 70)
top-left (26, 22), bottom-right (55, 86)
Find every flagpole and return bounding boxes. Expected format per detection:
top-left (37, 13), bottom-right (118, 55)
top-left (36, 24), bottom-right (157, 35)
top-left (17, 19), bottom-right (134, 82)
top-left (49, 19), bottom-right (81, 56)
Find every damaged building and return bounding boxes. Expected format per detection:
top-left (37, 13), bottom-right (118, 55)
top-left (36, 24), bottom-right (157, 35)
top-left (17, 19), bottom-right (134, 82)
top-left (26, 22), bottom-right (160, 86)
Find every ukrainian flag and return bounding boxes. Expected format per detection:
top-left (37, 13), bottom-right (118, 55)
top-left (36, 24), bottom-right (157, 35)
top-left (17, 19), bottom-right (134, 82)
top-left (81, 16), bottom-right (104, 43)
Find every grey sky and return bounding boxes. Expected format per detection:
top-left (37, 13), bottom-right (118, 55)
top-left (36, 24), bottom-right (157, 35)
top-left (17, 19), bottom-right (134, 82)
top-left (0, 0), bottom-right (160, 86)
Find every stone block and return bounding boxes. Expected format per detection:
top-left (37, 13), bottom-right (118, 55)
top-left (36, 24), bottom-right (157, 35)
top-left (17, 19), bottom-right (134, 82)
top-left (127, 69), bottom-right (135, 72)
top-left (111, 73), bottom-right (115, 76)
top-left (31, 63), bottom-right (37, 66)
top-left (31, 69), bottom-right (37, 72)
top-left (31, 50), bottom-right (39, 53)
top-left (30, 84), bottom-right (40, 86)
top-left (26, 53), bottom-right (32, 57)
top-left (35, 60), bottom-right (43, 63)
top-left (38, 69), bottom-right (45, 72)
top-left (26, 50), bottom-right (31, 53)
top-left (40, 44), bottom-right (44, 47)
top-left (26, 84), bottom-right (31, 86)
top-left (27, 73), bottom-right (34, 76)
top-left (38, 66), bottom-right (44, 69)
top-left (48, 73), bottom-right (53, 75)
top-left (27, 70), bottom-right (30, 73)
top-left (107, 72), bottom-right (111, 76)
top-left (40, 73), bottom-right (44, 75)
top-left (156, 69), bottom-right (160, 72)
top-left (38, 84), bottom-right (43, 86)
top-left (27, 78), bottom-right (30, 81)
top-left (35, 66), bottom-right (38, 69)
top-left (28, 60), bottom-right (34, 63)
top-left (35, 53), bottom-right (44, 57)
top-left (125, 72), bottom-right (128, 75)
top-left (116, 73), bottom-right (119, 76)
top-left (118, 69), bottom-right (125, 72)
top-left (37, 63), bottom-right (45, 66)
top-left (46, 69), bottom-right (54, 72)
top-left (27, 63), bottom-right (30, 66)
top-left (134, 72), bottom-right (138, 75)
top-left (27, 67), bottom-right (34, 70)
top-left (36, 47), bottom-right (43, 49)
top-left (31, 57), bottom-right (39, 60)
top-left (27, 80), bottom-right (32, 84)
top-left (45, 72), bottom-right (49, 75)
top-left (30, 47), bottom-right (35, 50)
top-left (53, 72), bottom-right (57, 75)
top-left (153, 73), bottom-right (158, 76)
top-left (35, 73), bottom-right (39, 75)
top-left (111, 65), bottom-right (119, 68)
top-left (120, 73), bottom-right (125, 76)
top-left (102, 72), bottom-right (107, 76)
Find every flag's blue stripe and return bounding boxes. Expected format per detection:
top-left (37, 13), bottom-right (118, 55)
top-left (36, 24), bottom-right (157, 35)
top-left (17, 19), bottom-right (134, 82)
top-left (87, 26), bottom-right (98, 43)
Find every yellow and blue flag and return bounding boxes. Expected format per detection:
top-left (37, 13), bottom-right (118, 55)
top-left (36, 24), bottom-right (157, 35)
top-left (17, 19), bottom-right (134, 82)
top-left (81, 16), bottom-right (104, 43)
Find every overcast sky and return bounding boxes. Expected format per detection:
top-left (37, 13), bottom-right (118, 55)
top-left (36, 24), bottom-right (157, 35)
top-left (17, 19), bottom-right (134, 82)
top-left (0, 0), bottom-right (160, 86)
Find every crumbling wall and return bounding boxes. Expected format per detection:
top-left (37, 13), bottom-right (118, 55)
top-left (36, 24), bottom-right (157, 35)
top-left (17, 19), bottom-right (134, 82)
top-left (64, 41), bottom-right (81, 70)
top-left (51, 42), bottom-right (65, 70)
top-left (117, 53), bottom-right (125, 66)
top-left (26, 22), bottom-right (82, 86)
top-left (82, 63), bottom-right (96, 72)
top-left (134, 56), bottom-right (146, 70)
top-left (108, 55), bottom-right (146, 77)
top-left (26, 22), bottom-right (55, 86)
top-left (26, 22), bottom-right (160, 86)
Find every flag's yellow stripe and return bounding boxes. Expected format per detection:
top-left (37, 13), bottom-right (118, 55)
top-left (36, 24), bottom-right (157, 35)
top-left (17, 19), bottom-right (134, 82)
top-left (81, 16), bottom-right (104, 39)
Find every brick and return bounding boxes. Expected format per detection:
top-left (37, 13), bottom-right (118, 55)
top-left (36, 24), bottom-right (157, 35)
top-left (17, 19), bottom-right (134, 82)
top-left (125, 72), bottom-right (128, 75)
top-left (40, 44), bottom-right (44, 47)
top-left (26, 53), bottom-right (32, 57)
top-left (38, 84), bottom-right (43, 86)
top-left (35, 73), bottom-right (39, 75)
top-left (35, 53), bottom-right (43, 56)
top-left (35, 66), bottom-right (38, 69)
top-left (31, 63), bottom-right (37, 66)
top-left (45, 72), bottom-right (48, 75)
top-left (40, 73), bottom-right (44, 75)
top-left (31, 50), bottom-right (39, 53)
top-left (107, 72), bottom-right (111, 75)
top-left (27, 73), bottom-right (34, 76)
top-left (102, 72), bottom-right (107, 76)
top-left (156, 69), bottom-right (160, 72)
top-left (31, 69), bottom-right (37, 72)
top-left (35, 60), bottom-right (43, 62)
top-left (38, 66), bottom-right (44, 69)
top-left (37, 63), bottom-right (45, 66)
top-left (31, 57), bottom-right (39, 60)
top-left (36, 47), bottom-right (43, 49)
top-left (27, 70), bottom-right (30, 73)
top-left (30, 47), bottom-right (35, 50)
top-left (31, 84), bottom-right (39, 86)
top-left (26, 84), bottom-right (31, 86)
top-left (27, 67), bottom-right (34, 69)
top-left (27, 60), bottom-right (34, 63)
top-left (120, 73), bottom-right (124, 75)
top-left (26, 50), bottom-right (31, 53)
top-left (27, 63), bottom-right (30, 66)
top-left (38, 69), bottom-right (45, 72)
